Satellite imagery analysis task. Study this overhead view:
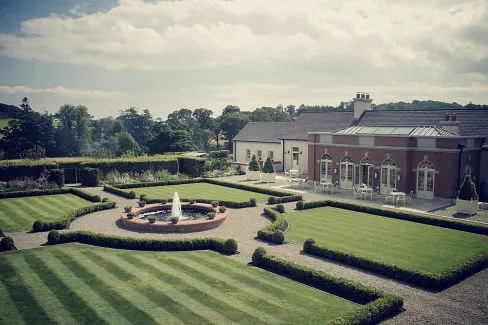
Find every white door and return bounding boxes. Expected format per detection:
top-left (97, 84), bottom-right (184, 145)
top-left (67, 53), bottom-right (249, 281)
top-left (292, 152), bottom-right (299, 169)
top-left (320, 156), bottom-right (332, 182)
top-left (340, 162), bottom-right (354, 189)
top-left (380, 160), bottom-right (397, 194)
top-left (417, 161), bottom-right (434, 199)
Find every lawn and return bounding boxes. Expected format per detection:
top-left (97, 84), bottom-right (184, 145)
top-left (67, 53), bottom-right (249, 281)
top-left (131, 182), bottom-right (271, 203)
top-left (0, 194), bottom-right (93, 232)
top-left (0, 244), bottom-right (360, 325)
top-left (286, 207), bottom-right (488, 274)
top-left (0, 119), bottom-right (13, 129)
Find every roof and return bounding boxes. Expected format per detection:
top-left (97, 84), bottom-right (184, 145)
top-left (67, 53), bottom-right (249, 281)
top-left (357, 109), bottom-right (488, 146)
top-left (181, 152), bottom-right (208, 157)
top-left (232, 122), bottom-right (294, 143)
top-left (233, 112), bottom-right (353, 143)
top-left (336, 126), bottom-right (458, 137)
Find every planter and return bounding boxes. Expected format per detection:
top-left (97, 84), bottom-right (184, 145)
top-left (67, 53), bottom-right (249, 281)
top-left (261, 172), bottom-right (276, 183)
top-left (247, 170), bottom-right (260, 181)
top-left (456, 198), bottom-right (478, 215)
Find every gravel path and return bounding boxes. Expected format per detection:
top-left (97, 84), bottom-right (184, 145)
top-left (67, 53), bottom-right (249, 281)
top-left (3, 186), bottom-right (488, 324)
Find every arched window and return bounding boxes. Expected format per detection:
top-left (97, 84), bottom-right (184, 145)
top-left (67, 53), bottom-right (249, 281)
top-left (380, 158), bottom-right (396, 194)
top-left (340, 156), bottom-right (354, 189)
top-left (360, 157), bottom-right (374, 165)
top-left (417, 160), bottom-right (435, 199)
top-left (360, 157), bottom-right (374, 186)
top-left (320, 154), bottom-right (332, 182)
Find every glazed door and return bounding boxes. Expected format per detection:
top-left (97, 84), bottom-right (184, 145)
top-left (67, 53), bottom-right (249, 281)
top-left (340, 162), bottom-right (354, 189)
top-left (417, 168), bottom-right (434, 199)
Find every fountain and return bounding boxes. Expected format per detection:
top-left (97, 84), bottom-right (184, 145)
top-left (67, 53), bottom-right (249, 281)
top-left (171, 192), bottom-right (182, 218)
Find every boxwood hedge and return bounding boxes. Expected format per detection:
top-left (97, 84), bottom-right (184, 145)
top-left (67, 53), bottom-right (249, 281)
top-left (49, 230), bottom-right (238, 255)
top-left (251, 247), bottom-right (403, 325)
top-left (257, 207), bottom-right (286, 244)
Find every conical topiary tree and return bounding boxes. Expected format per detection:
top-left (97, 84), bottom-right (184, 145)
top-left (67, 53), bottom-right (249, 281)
top-left (262, 156), bottom-right (275, 174)
top-left (458, 175), bottom-right (478, 200)
top-left (249, 155), bottom-right (260, 171)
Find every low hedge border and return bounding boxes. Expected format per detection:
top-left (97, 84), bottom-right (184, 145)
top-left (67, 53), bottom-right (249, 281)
top-left (32, 201), bottom-right (116, 232)
top-left (48, 230), bottom-right (238, 255)
top-left (251, 247), bottom-right (403, 325)
top-left (304, 238), bottom-right (488, 291)
top-left (257, 207), bottom-right (286, 244)
top-left (105, 178), bottom-right (302, 207)
top-left (144, 197), bottom-right (253, 209)
top-left (0, 187), bottom-right (102, 202)
top-left (296, 199), bottom-right (488, 236)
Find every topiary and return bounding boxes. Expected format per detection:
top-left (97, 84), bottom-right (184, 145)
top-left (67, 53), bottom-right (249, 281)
top-left (268, 196), bottom-right (277, 204)
top-left (211, 200), bottom-right (219, 207)
top-left (32, 220), bottom-right (44, 232)
top-left (129, 191), bottom-right (136, 199)
top-left (222, 239), bottom-right (238, 255)
top-left (271, 231), bottom-right (285, 244)
top-left (250, 198), bottom-right (257, 207)
top-left (124, 206), bottom-right (132, 213)
top-left (94, 195), bottom-right (102, 202)
top-left (458, 175), bottom-right (479, 201)
top-left (275, 204), bottom-right (285, 213)
top-left (138, 200), bottom-right (146, 207)
top-left (48, 230), bottom-right (60, 245)
top-left (189, 199), bottom-right (196, 204)
top-left (248, 155), bottom-right (260, 172)
top-left (207, 212), bottom-right (216, 220)
top-left (170, 216), bottom-right (179, 224)
top-left (303, 238), bottom-right (316, 252)
top-left (140, 194), bottom-right (147, 201)
top-left (0, 236), bottom-right (15, 251)
top-left (252, 247), bottom-right (267, 264)
top-left (102, 197), bottom-right (109, 203)
top-left (296, 200), bottom-right (305, 210)
top-left (262, 156), bottom-right (275, 174)
top-left (148, 215), bottom-right (156, 223)
top-left (219, 206), bottom-right (227, 213)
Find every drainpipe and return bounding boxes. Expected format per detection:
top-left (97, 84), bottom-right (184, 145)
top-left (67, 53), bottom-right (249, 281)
top-left (281, 140), bottom-right (285, 172)
top-left (313, 135), bottom-right (316, 181)
top-left (456, 143), bottom-right (465, 196)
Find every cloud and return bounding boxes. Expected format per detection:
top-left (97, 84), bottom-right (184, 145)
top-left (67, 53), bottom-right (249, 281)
top-left (0, 85), bottom-right (124, 98)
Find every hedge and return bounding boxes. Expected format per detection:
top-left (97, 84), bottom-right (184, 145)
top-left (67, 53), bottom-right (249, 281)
top-left (251, 248), bottom-right (403, 324)
top-left (303, 238), bottom-right (488, 291)
top-left (257, 208), bottom-right (286, 244)
top-left (80, 168), bottom-right (99, 187)
top-left (49, 230), bottom-right (238, 255)
top-left (69, 188), bottom-right (102, 202)
top-left (177, 156), bottom-right (204, 178)
top-left (0, 188), bottom-right (70, 199)
top-left (296, 199), bottom-right (488, 236)
top-left (49, 169), bottom-right (65, 187)
top-left (32, 201), bottom-right (116, 232)
top-left (144, 197), bottom-right (253, 209)
top-left (0, 236), bottom-right (15, 251)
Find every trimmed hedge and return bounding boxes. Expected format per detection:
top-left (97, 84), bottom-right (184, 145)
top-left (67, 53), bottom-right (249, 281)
top-left (177, 156), bottom-right (204, 178)
top-left (32, 201), bottom-right (116, 232)
top-left (252, 248), bottom-right (403, 325)
top-left (304, 238), bottom-right (488, 290)
top-left (0, 236), bottom-right (15, 251)
top-left (51, 230), bottom-right (238, 255)
top-left (257, 207), bottom-right (286, 244)
top-left (296, 199), bottom-right (488, 236)
top-left (49, 169), bottom-right (65, 187)
top-left (0, 188), bottom-right (70, 199)
top-left (69, 188), bottom-right (102, 202)
top-left (80, 168), bottom-right (99, 187)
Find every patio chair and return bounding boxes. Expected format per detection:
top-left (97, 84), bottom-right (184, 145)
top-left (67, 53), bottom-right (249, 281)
top-left (384, 193), bottom-right (393, 204)
top-left (284, 170), bottom-right (290, 177)
top-left (405, 191), bottom-right (414, 204)
top-left (352, 186), bottom-right (363, 199)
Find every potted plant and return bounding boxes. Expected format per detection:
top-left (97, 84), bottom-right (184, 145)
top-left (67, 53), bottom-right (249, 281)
top-left (207, 212), bottom-right (216, 220)
top-left (211, 200), bottom-right (219, 207)
top-left (170, 216), bottom-right (179, 224)
top-left (261, 156), bottom-right (276, 183)
top-left (456, 175), bottom-right (479, 215)
top-left (219, 206), bottom-right (227, 213)
top-left (147, 215), bottom-right (156, 223)
top-left (189, 199), bottom-right (196, 204)
top-left (138, 200), bottom-right (146, 207)
top-left (127, 212), bottom-right (135, 219)
top-left (124, 206), bottom-right (132, 213)
top-left (247, 155), bottom-right (260, 181)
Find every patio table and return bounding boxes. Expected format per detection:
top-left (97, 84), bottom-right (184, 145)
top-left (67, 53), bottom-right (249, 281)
top-left (390, 191), bottom-right (406, 205)
top-left (320, 181), bottom-right (334, 194)
top-left (289, 169), bottom-right (300, 178)
top-left (359, 187), bottom-right (373, 200)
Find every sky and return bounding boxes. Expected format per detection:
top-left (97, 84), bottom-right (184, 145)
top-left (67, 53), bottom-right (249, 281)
top-left (0, 0), bottom-right (487, 118)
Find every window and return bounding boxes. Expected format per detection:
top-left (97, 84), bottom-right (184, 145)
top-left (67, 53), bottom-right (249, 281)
top-left (246, 149), bottom-right (251, 161)
top-left (268, 151), bottom-right (274, 160)
top-left (292, 147), bottom-right (299, 152)
top-left (320, 154), bottom-right (332, 182)
top-left (257, 150), bottom-right (262, 160)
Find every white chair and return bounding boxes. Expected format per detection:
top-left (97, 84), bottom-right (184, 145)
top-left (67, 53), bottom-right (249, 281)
top-left (405, 191), bottom-right (414, 204)
top-left (352, 186), bottom-right (363, 199)
top-left (284, 170), bottom-right (290, 177)
top-left (384, 193), bottom-right (393, 204)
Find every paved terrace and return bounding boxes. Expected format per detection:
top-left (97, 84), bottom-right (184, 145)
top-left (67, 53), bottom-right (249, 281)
top-left (3, 178), bottom-right (488, 325)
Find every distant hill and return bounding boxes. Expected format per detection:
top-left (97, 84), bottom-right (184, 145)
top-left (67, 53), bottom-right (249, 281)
top-left (373, 100), bottom-right (488, 111)
top-left (0, 103), bottom-right (23, 119)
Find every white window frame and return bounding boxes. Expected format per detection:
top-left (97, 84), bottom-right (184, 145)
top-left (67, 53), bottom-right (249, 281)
top-left (268, 151), bottom-right (274, 160)
top-left (257, 150), bottom-right (263, 161)
top-left (246, 149), bottom-right (251, 161)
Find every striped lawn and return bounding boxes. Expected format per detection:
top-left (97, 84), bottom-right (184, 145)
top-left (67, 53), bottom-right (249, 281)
top-left (0, 194), bottom-right (93, 232)
top-left (0, 244), bottom-right (359, 325)
top-left (286, 207), bottom-right (488, 274)
top-left (132, 183), bottom-right (271, 203)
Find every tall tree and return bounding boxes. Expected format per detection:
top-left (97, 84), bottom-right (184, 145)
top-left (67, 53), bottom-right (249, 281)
top-left (55, 105), bottom-right (92, 156)
top-left (222, 105), bottom-right (240, 116)
top-left (117, 107), bottom-right (154, 152)
top-left (220, 112), bottom-right (249, 151)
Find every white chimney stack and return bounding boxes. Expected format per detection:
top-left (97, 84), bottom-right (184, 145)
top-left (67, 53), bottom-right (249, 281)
top-left (353, 92), bottom-right (373, 119)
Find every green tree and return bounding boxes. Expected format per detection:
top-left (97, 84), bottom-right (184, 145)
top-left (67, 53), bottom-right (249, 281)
top-left (117, 107), bottom-right (154, 151)
top-left (249, 155), bottom-right (260, 171)
top-left (458, 175), bottom-right (478, 200)
top-left (262, 156), bottom-right (275, 173)
top-left (111, 131), bottom-right (140, 157)
top-left (250, 106), bottom-right (293, 122)
top-left (55, 105), bottom-right (92, 156)
top-left (220, 112), bottom-right (249, 151)
top-left (169, 129), bottom-right (194, 152)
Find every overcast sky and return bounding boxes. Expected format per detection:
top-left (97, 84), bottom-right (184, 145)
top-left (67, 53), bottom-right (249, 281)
top-left (0, 0), bottom-right (487, 118)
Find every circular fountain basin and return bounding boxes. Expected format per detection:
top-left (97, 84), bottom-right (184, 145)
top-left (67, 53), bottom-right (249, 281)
top-left (120, 202), bottom-right (228, 233)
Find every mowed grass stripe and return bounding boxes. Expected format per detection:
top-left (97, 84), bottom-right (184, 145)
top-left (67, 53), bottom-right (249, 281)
top-left (11, 254), bottom-right (79, 325)
top-left (286, 207), bottom-right (488, 273)
top-left (0, 202), bottom-right (22, 230)
top-left (0, 277), bottom-right (25, 325)
top-left (183, 252), bottom-right (339, 306)
top-left (37, 249), bottom-right (131, 325)
top-left (22, 251), bottom-right (104, 325)
top-left (122, 253), bottom-right (272, 325)
top-left (0, 257), bottom-right (55, 324)
top-left (46, 194), bottom-right (92, 210)
top-left (104, 251), bottom-right (241, 325)
top-left (27, 196), bottom-right (69, 216)
top-left (83, 249), bottom-right (211, 325)
top-left (50, 249), bottom-right (161, 325)
top-left (133, 183), bottom-right (270, 203)
top-left (2, 200), bottom-right (41, 226)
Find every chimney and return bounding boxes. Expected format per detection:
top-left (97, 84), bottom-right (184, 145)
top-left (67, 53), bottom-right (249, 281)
top-left (353, 92), bottom-right (373, 119)
top-left (439, 112), bottom-right (460, 135)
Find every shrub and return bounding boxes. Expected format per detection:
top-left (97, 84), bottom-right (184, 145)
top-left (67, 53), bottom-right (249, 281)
top-left (252, 247), bottom-right (267, 264)
top-left (80, 168), bottom-right (99, 187)
top-left (124, 206), bottom-right (132, 212)
top-left (148, 215), bottom-right (156, 223)
top-left (129, 191), bottom-right (136, 199)
top-left (275, 204), bottom-right (285, 213)
top-left (138, 200), bottom-right (146, 207)
top-left (211, 200), bottom-right (219, 207)
top-left (140, 194), bottom-right (147, 201)
top-left (48, 230), bottom-right (60, 245)
top-left (296, 200), bottom-right (305, 210)
top-left (304, 238), bottom-right (315, 251)
top-left (0, 236), bottom-right (15, 251)
top-left (250, 198), bottom-right (257, 207)
top-left (70, 188), bottom-right (102, 202)
top-left (127, 212), bottom-right (135, 219)
top-left (458, 175), bottom-right (478, 200)
top-left (268, 196), bottom-right (277, 204)
top-left (248, 155), bottom-right (260, 172)
top-left (262, 156), bottom-right (275, 173)
top-left (219, 206), bottom-right (227, 213)
top-left (207, 212), bottom-right (216, 220)
top-left (189, 199), bottom-right (196, 204)
top-left (101, 197), bottom-right (109, 203)
top-left (222, 239), bottom-right (238, 255)
top-left (49, 169), bottom-right (65, 187)
top-left (257, 207), bottom-right (286, 244)
top-left (170, 216), bottom-right (179, 224)
top-left (271, 231), bottom-right (285, 244)
top-left (177, 156), bottom-right (204, 178)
